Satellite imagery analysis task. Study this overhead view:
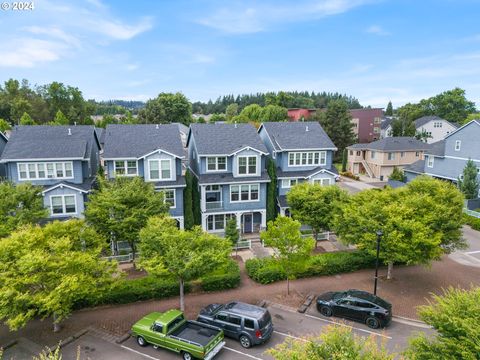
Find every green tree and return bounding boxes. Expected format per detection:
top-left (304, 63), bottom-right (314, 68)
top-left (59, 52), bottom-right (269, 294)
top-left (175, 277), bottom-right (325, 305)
top-left (0, 220), bottom-right (115, 331)
top-left (239, 104), bottom-right (263, 122)
top-left (183, 170), bottom-right (195, 230)
top-left (287, 182), bottom-right (348, 245)
top-left (268, 325), bottom-right (394, 360)
top-left (209, 113), bottom-right (226, 123)
top-left (0, 118), bottom-right (11, 132)
top-left (385, 101), bottom-right (393, 116)
top-left (0, 182), bottom-right (48, 238)
top-left (462, 113), bottom-right (480, 125)
top-left (139, 216), bottom-right (231, 311)
top-left (52, 110), bottom-right (69, 125)
top-left (225, 103), bottom-right (239, 121)
top-left (139, 92), bottom-right (192, 126)
top-left (266, 157), bottom-right (278, 223)
top-left (389, 167), bottom-right (406, 182)
top-left (225, 217), bottom-right (239, 248)
top-left (261, 216), bottom-right (315, 294)
top-left (192, 174), bottom-right (201, 225)
top-left (415, 129), bottom-right (432, 142)
top-left (458, 159), bottom-right (479, 199)
top-left (427, 88), bottom-right (476, 124)
top-left (405, 287), bottom-right (480, 360)
top-left (259, 105), bottom-right (288, 122)
top-left (313, 100), bottom-right (355, 159)
top-left (19, 112), bottom-right (36, 125)
top-left (341, 148), bottom-right (348, 172)
top-left (84, 177), bottom-right (169, 260)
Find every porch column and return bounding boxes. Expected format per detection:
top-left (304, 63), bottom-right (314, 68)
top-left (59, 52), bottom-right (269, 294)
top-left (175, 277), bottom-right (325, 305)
top-left (200, 186), bottom-right (206, 212)
top-left (235, 212), bottom-right (242, 231)
top-left (201, 213), bottom-right (208, 232)
top-left (260, 210), bottom-right (267, 230)
top-left (178, 217), bottom-right (184, 230)
top-left (280, 208), bottom-right (285, 217)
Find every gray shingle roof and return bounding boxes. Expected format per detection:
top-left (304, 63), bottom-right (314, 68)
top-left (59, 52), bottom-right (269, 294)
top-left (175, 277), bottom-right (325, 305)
top-left (189, 124), bottom-right (268, 155)
top-left (426, 140), bottom-right (445, 157)
top-left (414, 115), bottom-right (444, 128)
top-left (387, 179), bottom-right (406, 189)
top-left (381, 117), bottom-right (394, 130)
top-left (103, 124), bottom-right (184, 159)
top-left (347, 137), bottom-right (431, 152)
top-left (403, 159), bottom-right (425, 174)
top-left (153, 177), bottom-right (186, 188)
top-left (95, 128), bottom-right (106, 147)
top-left (276, 166), bottom-right (339, 179)
top-left (43, 176), bottom-right (97, 193)
top-left (260, 122), bottom-right (336, 151)
top-left (1, 126), bottom-right (96, 160)
top-left (195, 171), bottom-right (270, 185)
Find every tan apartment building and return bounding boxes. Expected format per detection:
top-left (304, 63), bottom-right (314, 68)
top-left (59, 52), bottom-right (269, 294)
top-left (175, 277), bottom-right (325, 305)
top-left (347, 137), bottom-right (431, 181)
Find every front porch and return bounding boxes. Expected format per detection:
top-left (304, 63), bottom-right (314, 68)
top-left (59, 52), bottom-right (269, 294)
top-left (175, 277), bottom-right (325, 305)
top-left (201, 210), bottom-right (266, 235)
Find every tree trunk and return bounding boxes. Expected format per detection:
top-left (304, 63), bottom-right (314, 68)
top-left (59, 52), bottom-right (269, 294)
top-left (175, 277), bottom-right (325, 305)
top-left (179, 278), bottom-right (185, 311)
top-left (287, 276), bottom-right (290, 296)
top-left (53, 313), bottom-right (61, 333)
top-left (131, 242), bottom-right (136, 269)
top-left (313, 229), bottom-right (318, 249)
top-left (387, 261), bottom-right (393, 280)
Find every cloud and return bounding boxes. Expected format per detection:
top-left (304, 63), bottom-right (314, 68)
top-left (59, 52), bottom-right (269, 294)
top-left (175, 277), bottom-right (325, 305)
top-left (0, 38), bottom-right (65, 67)
top-left (126, 63), bottom-right (139, 71)
top-left (366, 25), bottom-right (390, 36)
top-left (198, 0), bottom-right (376, 34)
top-left (92, 17), bottom-right (153, 40)
top-left (24, 26), bottom-right (81, 47)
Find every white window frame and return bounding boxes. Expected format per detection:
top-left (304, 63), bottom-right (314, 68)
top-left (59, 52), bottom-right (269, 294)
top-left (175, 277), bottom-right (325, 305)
top-left (313, 178), bottom-right (331, 186)
top-left (427, 155), bottom-right (434, 168)
top-left (17, 162), bottom-right (74, 181)
top-left (148, 158), bottom-right (173, 181)
top-left (288, 151), bottom-right (327, 167)
top-left (237, 155), bottom-right (258, 176)
top-left (114, 160), bottom-right (138, 177)
top-left (388, 152), bottom-right (395, 161)
top-left (206, 156), bottom-right (227, 172)
top-left (281, 178), bottom-right (298, 189)
top-left (455, 140), bottom-right (461, 151)
top-left (230, 183), bottom-right (260, 202)
top-left (371, 151), bottom-right (376, 160)
top-left (50, 194), bottom-right (77, 216)
top-left (163, 189), bottom-right (176, 208)
top-left (207, 214), bottom-right (235, 232)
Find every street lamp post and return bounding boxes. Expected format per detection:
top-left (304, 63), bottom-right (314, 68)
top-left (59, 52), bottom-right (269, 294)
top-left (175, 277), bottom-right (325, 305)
top-left (373, 230), bottom-right (383, 296)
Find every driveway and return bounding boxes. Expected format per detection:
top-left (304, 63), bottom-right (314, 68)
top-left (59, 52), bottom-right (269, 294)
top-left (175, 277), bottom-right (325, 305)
top-left (449, 225), bottom-right (480, 267)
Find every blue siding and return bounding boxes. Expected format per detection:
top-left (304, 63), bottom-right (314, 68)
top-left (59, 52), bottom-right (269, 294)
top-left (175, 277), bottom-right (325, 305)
top-left (220, 183), bottom-right (268, 212)
top-left (199, 156), bottom-right (233, 175)
top-left (426, 156), bottom-right (480, 181)
top-left (281, 151), bottom-right (334, 172)
top-left (168, 187), bottom-right (184, 217)
top-left (43, 186), bottom-right (86, 219)
top-left (444, 122), bottom-right (480, 159)
top-left (8, 160), bottom-right (85, 185)
top-left (258, 128), bottom-right (275, 156)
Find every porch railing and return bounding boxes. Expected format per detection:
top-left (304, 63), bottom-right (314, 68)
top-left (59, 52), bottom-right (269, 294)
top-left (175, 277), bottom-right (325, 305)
top-left (205, 201), bottom-right (223, 211)
top-left (233, 239), bottom-right (252, 250)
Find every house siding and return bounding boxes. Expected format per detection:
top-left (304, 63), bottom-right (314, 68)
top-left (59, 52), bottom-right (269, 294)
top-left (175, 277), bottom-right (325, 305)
top-left (417, 120), bottom-right (457, 144)
top-left (8, 160), bottom-right (85, 185)
top-left (281, 151), bottom-right (334, 172)
top-left (43, 186), bottom-right (86, 219)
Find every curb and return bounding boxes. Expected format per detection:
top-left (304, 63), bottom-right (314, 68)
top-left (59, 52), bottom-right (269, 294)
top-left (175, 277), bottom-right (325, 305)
top-left (116, 331), bottom-right (131, 344)
top-left (0, 340), bottom-right (17, 351)
top-left (392, 316), bottom-right (432, 329)
top-left (298, 293), bottom-right (315, 313)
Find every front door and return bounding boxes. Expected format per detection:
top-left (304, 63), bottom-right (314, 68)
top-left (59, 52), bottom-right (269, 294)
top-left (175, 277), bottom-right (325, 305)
top-left (243, 213), bottom-right (253, 233)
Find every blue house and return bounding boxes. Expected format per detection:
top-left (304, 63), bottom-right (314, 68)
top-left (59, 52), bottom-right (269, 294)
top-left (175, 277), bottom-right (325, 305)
top-left (404, 119), bottom-right (480, 198)
top-left (0, 126), bottom-right (100, 219)
top-left (258, 121), bottom-right (339, 216)
top-left (103, 124), bottom-right (186, 228)
top-left (187, 123), bottom-right (270, 234)
top-left (0, 131), bottom-right (7, 178)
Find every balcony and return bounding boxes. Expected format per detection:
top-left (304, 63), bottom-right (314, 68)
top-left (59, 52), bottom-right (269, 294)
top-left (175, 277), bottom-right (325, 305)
top-left (205, 201), bottom-right (223, 212)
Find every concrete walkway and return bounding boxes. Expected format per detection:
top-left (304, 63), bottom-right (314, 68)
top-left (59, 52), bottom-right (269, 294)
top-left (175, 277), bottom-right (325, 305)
top-left (449, 225), bottom-right (480, 267)
top-left (338, 178), bottom-right (378, 194)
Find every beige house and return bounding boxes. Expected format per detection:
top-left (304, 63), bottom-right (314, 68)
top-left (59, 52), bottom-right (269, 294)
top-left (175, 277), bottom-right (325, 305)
top-left (347, 137), bottom-right (431, 181)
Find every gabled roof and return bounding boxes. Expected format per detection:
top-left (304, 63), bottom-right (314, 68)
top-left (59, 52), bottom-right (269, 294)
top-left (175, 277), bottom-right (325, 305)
top-left (276, 165), bottom-right (339, 179)
top-left (414, 115), bottom-right (458, 129)
top-left (403, 159), bottom-right (425, 174)
top-left (425, 140), bottom-right (445, 157)
top-left (381, 117), bottom-right (394, 130)
top-left (42, 177), bottom-right (96, 194)
top-left (95, 128), bottom-right (106, 147)
top-left (103, 124), bottom-right (185, 159)
top-left (347, 137), bottom-right (431, 152)
top-left (387, 179), bottom-right (406, 189)
top-left (1, 125), bottom-right (98, 161)
top-left (259, 121), bottom-right (336, 151)
top-left (0, 131), bottom-right (7, 143)
top-left (188, 123), bottom-right (268, 156)
top-left (444, 119), bottom-right (480, 140)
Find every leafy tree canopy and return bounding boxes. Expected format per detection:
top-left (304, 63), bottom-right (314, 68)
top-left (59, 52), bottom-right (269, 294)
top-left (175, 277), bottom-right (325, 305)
top-left (0, 118), bottom-right (12, 132)
top-left (458, 159), bottom-right (479, 199)
top-left (139, 92), bottom-right (192, 126)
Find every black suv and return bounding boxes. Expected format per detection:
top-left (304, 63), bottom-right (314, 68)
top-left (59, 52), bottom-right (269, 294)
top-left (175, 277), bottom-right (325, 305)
top-left (197, 301), bottom-right (273, 348)
top-left (316, 289), bottom-right (392, 329)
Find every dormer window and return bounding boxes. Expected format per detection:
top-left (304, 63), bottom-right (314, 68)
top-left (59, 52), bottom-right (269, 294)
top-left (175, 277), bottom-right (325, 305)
top-left (238, 156), bottom-right (257, 175)
top-left (149, 159), bottom-right (171, 180)
top-left (207, 157), bottom-right (227, 172)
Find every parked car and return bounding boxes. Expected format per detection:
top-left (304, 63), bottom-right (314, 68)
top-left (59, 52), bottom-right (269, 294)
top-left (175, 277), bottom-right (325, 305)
top-left (316, 289), bottom-right (392, 329)
top-left (197, 301), bottom-right (273, 348)
top-left (131, 309), bottom-right (225, 360)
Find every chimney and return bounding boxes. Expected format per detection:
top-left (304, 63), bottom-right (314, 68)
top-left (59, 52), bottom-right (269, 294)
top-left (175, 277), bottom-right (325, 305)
top-left (68, 128), bottom-right (72, 136)
top-left (306, 125), bottom-right (309, 132)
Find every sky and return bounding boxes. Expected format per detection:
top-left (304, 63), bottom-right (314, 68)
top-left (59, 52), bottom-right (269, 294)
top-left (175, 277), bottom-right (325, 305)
top-left (1, 0), bottom-right (480, 108)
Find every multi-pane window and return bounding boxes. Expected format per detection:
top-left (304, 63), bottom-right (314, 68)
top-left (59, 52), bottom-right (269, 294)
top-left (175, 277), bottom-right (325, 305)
top-left (18, 162), bottom-right (74, 180)
top-left (371, 151), bottom-right (376, 159)
top-left (230, 184), bottom-right (259, 202)
top-left (455, 140), bottom-right (461, 151)
top-left (388, 152), bottom-right (395, 160)
top-left (373, 127), bottom-right (380, 133)
top-left (433, 122), bottom-right (443, 128)
top-left (288, 151), bottom-right (326, 166)
top-left (114, 160), bottom-right (137, 176)
top-left (427, 155), bottom-right (434, 168)
top-left (282, 179), bottom-right (298, 188)
top-left (207, 214), bottom-right (235, 231)
top-left (51, 195), bottom-right (76, 215)
top-left (207, 157), bottom-right (227, 171)
top-left (374, 117), bottom-right (382, 124)
top-left (400, 152), bottom-right (405, 158)
top-left (163, 189), bottom-right (175, 208)
top-left (313, 178), bottom-right (331, 186)
top-left (238, 156), bottom-right (257, 175)
top-left (149, 159), bottom-right (171, 180)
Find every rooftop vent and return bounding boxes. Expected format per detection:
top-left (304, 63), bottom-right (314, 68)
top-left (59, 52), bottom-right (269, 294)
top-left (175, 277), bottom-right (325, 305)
top-left (156, 124), bottom-right (159, 129)
top-left (67, 128), bottom-right (72, 136)
top-left (306, 126), bottom-right (309, 132)
top-left (234, 121), bottom-right (237, 129)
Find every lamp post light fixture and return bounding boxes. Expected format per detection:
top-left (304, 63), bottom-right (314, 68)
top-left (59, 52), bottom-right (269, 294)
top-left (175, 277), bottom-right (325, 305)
top-left (374, 230), bottom-right (383, 296)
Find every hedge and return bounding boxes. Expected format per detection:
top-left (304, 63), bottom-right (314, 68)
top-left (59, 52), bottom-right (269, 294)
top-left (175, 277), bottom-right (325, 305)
top-left (245, 251), bottom-right (376, 284)
top-left (199, 259), bottom-right (241, 292)
top-left (464, 214), bottom-right (480, 231)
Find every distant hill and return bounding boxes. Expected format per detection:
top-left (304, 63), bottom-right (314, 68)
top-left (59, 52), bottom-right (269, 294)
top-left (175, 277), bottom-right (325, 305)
top-left (92, 100), bottom-right (145, 115)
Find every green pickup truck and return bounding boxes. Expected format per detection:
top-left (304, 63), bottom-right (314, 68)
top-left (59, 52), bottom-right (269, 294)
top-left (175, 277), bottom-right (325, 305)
top-left (131, 309), bottom-right (226, 360)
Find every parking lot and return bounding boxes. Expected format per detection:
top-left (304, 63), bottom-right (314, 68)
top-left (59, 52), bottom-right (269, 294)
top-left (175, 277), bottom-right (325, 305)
top-left (59, 303), bottom-right (432, 360)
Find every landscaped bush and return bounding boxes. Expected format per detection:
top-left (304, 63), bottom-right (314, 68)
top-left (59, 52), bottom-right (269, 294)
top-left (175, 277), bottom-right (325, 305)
top-left (464, 213), bottom-right (480, 231)
top-left (340, 171), bottom-right (360, 181)
top-left (246, 251), bottom-right (376, 284)
top-left (199, 258), bottom-right (241, 292)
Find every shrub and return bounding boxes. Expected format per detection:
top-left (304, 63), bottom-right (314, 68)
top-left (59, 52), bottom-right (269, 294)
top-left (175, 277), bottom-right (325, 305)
top-left (199, 259), bottom-right (241, 292)
top-left (246, 251), bottom-right (376, 284)
top-left (464, 213), bottom-right (480, 231)
top-left (340, 171), bottom-right (360, 181)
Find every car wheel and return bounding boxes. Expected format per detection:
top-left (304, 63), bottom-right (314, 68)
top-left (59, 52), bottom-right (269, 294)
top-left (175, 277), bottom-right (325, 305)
top-left (239, 335), bottom-right (252, 348)
top-left (136, 336), bottom-right (147, 347)
top-left (320, 305), bottom-right (333, 317)
top-left (182, 351), bottom-right (193, 360)
top-left (366, 317), bottom-right (380, 329)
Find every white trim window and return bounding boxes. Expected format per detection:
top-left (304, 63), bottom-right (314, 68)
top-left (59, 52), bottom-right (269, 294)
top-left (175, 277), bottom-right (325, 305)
top-left (371, 151), bottom-right (376, 160)
top-left (149, 159), bottom-right (172, 180)
top-left (455, 140), bottom-right (461, 151)
top-left (427, 155), bottom-right (434, 168)
top-left (50, 195), bottom-right (76, 215)
top-left (230, 184), bottom-right (259, 202)
top-left (281, 179), bottom-right (298, 189)
top-left (313, 178), bottom-right (331, 186)
top-left (238, 156), bottom-right (257, 175)
top-left (207, 214), bottom-right (235, 231)
top-left (18, 162), bottom-right (74, 180)
top-left (207, 157), bottom-right (227, 172)
top-left (288, 151), bottom-right (326, 166)
top-left (163, 189), bottom-right (176, 208)
top-left (388, 152), bottom-right (395, 161)
top-left (114, 160), bottom-right (137, 176)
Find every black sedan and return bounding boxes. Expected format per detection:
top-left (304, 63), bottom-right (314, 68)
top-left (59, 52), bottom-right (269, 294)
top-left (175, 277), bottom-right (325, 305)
top-left (316, 289), bottom-right (392, 329)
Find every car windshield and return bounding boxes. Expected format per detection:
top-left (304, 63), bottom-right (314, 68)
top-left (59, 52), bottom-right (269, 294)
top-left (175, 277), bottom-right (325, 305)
top-left (333, 292), bottom-right (345, 300)
top-left (168, 315), bottom-right (184, 330)
top-left (258, 311), bottom-right (272, 329)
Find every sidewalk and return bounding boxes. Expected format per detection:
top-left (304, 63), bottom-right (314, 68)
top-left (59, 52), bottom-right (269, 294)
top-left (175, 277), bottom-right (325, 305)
top-left (2, 255), bottom-right (479, 349)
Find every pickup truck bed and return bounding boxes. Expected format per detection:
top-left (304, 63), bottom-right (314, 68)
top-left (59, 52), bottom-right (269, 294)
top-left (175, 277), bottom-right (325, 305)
top-left (171, 322), bottom-right (220, 346)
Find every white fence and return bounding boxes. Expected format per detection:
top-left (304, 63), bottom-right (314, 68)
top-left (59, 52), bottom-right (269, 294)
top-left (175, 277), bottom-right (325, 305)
top-left (234, 239), bottom-right (252, 250)
top-left (464, 208), bottom-right (480, 218)
top-left (103, 253), bottom-right (135, 263)
top-left (301, 231), bottom-right (332, 241)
